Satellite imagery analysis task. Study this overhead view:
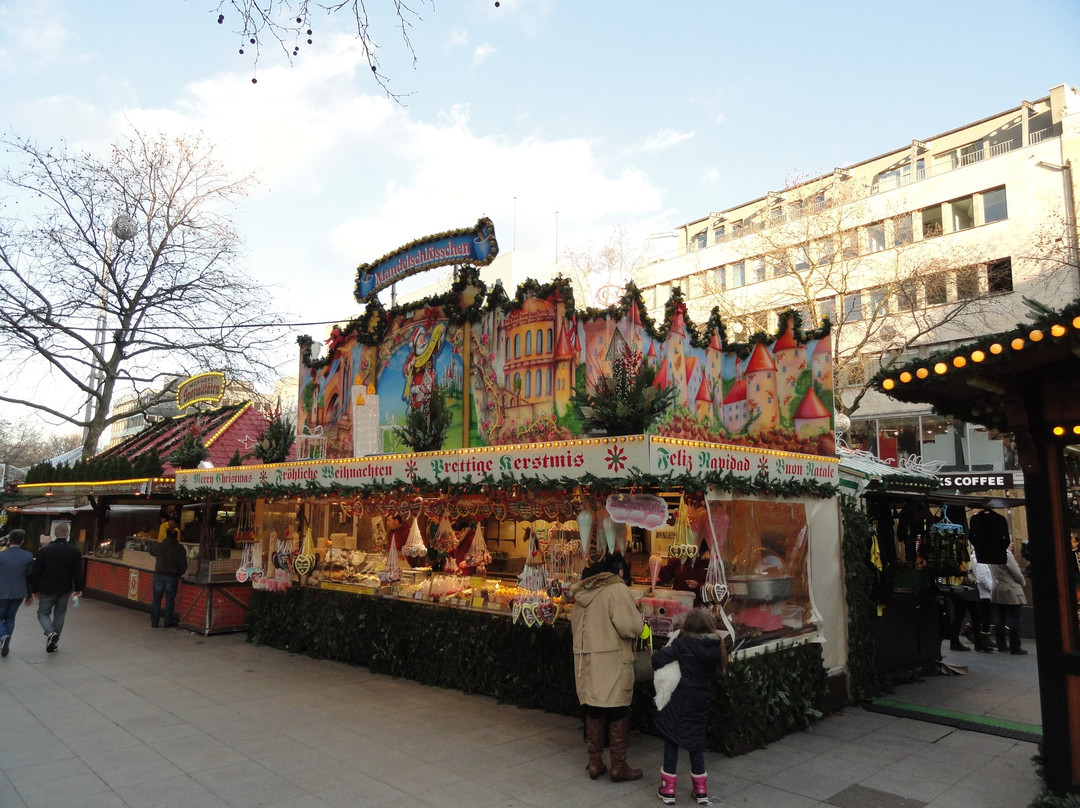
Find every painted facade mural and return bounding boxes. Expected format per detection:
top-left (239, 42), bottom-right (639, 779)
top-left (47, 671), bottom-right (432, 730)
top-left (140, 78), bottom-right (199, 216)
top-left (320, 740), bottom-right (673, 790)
top-left (297, 269), bottom-right (835, 459)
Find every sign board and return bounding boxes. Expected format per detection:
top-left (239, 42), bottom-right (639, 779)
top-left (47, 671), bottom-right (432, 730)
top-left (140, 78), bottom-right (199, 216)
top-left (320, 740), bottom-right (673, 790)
top-left (354, 218), bottom-right (498, 301)
top-left (177, 372), bottom-right (226, 410)
top-left (937, 472), bottom-right (1014, 491)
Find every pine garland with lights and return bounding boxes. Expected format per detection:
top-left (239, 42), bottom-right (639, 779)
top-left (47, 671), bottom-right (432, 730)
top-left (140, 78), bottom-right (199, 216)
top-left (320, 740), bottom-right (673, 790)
top-left (571, 342), bottom-right (676, 436)
top-left (393, 384), bottom-right (452, 453)
top-left (167, 432), bottom-right (210, 469)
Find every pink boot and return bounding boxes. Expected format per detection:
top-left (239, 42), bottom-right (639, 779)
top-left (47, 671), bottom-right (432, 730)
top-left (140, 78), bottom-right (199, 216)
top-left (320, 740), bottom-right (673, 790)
top-left (691, 772), bottom-right (711, 805)
top-left (657, 770), bottom-right (677, 804)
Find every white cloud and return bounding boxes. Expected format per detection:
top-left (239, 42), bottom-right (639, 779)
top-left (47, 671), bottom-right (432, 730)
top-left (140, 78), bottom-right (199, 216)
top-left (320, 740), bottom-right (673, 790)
top-left (472, 43), bottom-right (496, 68)
top-left (640, 129), bottom-right (694, 154)
top-left (444, 29), bottom-right (469, 49)
top-left (0, 0), bottom-right (74, 72)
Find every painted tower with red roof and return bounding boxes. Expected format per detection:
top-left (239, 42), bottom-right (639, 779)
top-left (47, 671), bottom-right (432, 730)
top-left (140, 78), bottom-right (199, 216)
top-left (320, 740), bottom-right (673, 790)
top-left (722, 357), bottom-right (748, 434)
top-left (745, 341), bottom-right (779, 432)
top-left (661, 304), bottom-right (690, 410)
top-left (793, 386), bottom-right (831, 439)
top-left (811, 337), bottom-right (833, 393)
top-left (772, 317), bottom-right (805, 417)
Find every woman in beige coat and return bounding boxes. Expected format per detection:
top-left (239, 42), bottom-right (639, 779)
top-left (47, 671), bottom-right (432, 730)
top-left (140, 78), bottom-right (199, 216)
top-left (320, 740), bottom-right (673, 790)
top-left (568, 556), bottom-right (646, 782)
top-left (990, 547), bottom-right (1027, 655)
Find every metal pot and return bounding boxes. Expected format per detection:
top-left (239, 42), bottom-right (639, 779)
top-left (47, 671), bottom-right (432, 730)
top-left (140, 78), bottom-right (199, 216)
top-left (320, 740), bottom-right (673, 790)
top-left (728, 575), bottom-right (793, 602)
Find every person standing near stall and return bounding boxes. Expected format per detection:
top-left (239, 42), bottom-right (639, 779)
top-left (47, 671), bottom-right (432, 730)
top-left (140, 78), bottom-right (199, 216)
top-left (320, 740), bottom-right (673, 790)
top-left (568, 555), bottom-right (648, 783)
top-left (0, 530), bottom-right (34, 657)
top-left (991, 544), bottom-right (1028, 655)
top-left (150, 527), bottom-right (188, 628)
top-left (652, 607), bottom-right (728, 806)
top-left (29, 524), bottom-right (83, 653)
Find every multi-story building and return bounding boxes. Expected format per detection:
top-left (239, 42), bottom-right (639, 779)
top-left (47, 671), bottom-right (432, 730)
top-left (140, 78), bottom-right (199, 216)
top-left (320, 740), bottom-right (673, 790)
top-left (640, 82), bottom-right (1079, 482)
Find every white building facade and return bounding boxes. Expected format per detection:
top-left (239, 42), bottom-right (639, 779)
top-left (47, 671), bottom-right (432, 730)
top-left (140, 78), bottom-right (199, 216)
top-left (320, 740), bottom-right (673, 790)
top-left (640, 83), bottom-right (1080, 482)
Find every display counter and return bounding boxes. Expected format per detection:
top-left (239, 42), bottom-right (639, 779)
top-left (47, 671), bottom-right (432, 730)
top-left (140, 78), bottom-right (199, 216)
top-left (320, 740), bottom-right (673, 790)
top-left (84, 556), bottom-right (252, 634)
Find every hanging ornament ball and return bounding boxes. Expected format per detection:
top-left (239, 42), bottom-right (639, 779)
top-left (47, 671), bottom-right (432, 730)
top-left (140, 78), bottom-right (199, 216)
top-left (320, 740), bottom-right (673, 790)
top-left (111, 215), bottom-right (137, 241)
top-left (251, 78), bottom-right (257, 84)
top-left (834, 412), bottom-right (851, 436)
top-left (217, 14), bottom-right (224, 23)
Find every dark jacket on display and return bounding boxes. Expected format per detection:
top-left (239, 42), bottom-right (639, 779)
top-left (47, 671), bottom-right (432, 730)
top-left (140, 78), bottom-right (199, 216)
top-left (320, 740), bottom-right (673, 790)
top-left (30, 539), bottom-right (84, 596)
top-left (651, 630), bottom-right (726, 751)
top-left (154, 535), bottom-right (189, 577)
top-left (968, 509), bottom-right (1010, 565)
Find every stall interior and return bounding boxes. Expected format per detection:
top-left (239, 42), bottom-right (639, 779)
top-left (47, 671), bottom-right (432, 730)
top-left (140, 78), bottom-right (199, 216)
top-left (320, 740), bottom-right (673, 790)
top-left (250, 490), bottom-right (819, 651)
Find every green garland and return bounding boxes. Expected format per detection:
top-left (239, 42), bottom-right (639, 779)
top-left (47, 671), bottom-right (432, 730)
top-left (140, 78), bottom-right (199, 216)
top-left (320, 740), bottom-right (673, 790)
top-left (841, 495), bottom-right (882, 702)
top-left (178, 467), bottom-right (839, 502)
top-left (247, 588), bottom-right (828, 754)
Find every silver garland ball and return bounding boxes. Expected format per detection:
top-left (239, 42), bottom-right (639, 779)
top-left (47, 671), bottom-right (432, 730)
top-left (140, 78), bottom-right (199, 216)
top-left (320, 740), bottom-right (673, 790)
top-left (111, 215), bottom-right (137, 241)
top-left (834, 412), bottom-right (851, 436)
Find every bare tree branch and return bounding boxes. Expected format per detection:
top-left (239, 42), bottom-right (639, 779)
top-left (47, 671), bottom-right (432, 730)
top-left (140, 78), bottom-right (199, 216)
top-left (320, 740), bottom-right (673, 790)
top-left (211, 0), bottom-right (432, 100)
top-left (0, 128), bottom-right (288, 459)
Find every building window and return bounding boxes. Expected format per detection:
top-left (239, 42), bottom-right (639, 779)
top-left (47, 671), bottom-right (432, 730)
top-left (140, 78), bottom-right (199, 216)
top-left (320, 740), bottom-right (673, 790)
top-left (921, 204), bottom-right (943, 238)
top-left (525, 331), bottom-right (533, 356)
top-left (770, 206), bottom-right (784, 223)
top-left (866, 222), bottom-right (886, 253)
top-left (752, 259), bottom-right (766, 283)
top-left (731, 262), bottom-right (745, 287)
top-left (925, 274), bottom-right (948, 306)
top-left (514, 334), bottom-right (521, 358)
top-left (731, 220), bottom-right (743, 236)
top-left (987, 258), bottom-right (1013, 293)
top-left (951, 195), bottom-right (975, 231)
top-left (959, 141), bottom-right (984, 167)
top-left (816, 239), bottom-right (835, 266)
top-left (843, 292), bottom-right (862, 321)
top-left (789, 200), bottom-right (804, 219)
top-left (869, 286), bottom-right (890, 316)
top-left (983, 186), bottom-right (1008, 223)
top-left (818, 296), bottom-right (836, 323)
top-left (713, 224), bottom-right (725, 243)
top-left (714, 266), bottom-right (726, 290)
top-left (793, 248), bottom-right (810, 272)
top-left (813, 192), bottom-right (826, 212)
top-left (548, 327), bottom-right (553, 350)
top-left (898, 281), bottom-right (919, 311)
top-left (894, 214), bottom-right (914, 247)
top-left (956, 266), bottom-right (980, 300)
top-left (840, 359), bottom-right (866, 388)
top-left (842, 231), bottom-right (859, 260)
top-left (525, 372), bottom-right (532, 398)
top-left (691, 231), bottom-right (707, 251)
top-left (536, 328), bottom-right (544, 354)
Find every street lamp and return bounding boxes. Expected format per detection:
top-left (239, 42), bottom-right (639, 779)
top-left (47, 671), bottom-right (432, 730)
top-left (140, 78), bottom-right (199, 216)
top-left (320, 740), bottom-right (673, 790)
top-left (82, 213), bottom-right (138, 453)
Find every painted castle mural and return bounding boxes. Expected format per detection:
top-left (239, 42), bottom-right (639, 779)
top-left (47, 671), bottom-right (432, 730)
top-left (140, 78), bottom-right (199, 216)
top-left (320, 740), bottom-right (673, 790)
top-left (297, 268), bottom-right (836, 459)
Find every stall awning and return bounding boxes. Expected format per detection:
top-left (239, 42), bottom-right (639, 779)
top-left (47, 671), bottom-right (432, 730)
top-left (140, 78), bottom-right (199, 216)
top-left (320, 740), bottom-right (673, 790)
top-left (836, 446), bottom-right (939, 495)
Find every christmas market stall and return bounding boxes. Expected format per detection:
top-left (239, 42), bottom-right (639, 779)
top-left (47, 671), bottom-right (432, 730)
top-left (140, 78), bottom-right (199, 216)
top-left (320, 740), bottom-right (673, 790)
top-left (874, 299), bottom-right (1080, 796)
top-left (176, 220), bottom-right (848, 751)
top-left (14, 378), bottom-right (280, 634)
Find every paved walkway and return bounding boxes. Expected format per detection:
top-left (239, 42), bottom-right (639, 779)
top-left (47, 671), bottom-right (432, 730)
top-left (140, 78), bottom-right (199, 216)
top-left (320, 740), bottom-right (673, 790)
top-left (0, 598), bottom-right (1043, 808)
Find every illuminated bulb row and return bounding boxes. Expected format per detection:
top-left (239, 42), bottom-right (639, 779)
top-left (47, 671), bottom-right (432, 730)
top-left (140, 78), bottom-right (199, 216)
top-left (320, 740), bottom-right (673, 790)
top-left (1051, 425), bottom-right (1080, 437)
top-left (880, 316), bottom-right (1080, 391)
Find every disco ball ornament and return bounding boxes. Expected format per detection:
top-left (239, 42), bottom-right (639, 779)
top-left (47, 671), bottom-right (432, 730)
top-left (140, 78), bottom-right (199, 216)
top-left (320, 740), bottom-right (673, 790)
top-left (834, 412), bottom-right (851, 435)
top-left (111, 215), bottom-right (137, 241)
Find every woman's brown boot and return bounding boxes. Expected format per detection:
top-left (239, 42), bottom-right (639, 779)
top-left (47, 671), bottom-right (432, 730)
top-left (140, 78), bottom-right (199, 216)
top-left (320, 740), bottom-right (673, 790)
top-left (607, 717), bottom-right (642, 781)
top-left (584, 716), bottom-right (607, 779)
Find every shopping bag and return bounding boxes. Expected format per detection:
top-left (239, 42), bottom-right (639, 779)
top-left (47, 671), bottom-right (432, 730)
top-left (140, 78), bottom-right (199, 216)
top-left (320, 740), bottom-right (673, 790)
top-left (633, 634), bottom-right (654, 684)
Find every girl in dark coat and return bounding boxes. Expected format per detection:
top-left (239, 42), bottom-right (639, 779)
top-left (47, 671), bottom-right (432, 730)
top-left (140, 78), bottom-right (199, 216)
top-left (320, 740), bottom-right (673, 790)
top-left (652, 607), bottom-right (727, 805)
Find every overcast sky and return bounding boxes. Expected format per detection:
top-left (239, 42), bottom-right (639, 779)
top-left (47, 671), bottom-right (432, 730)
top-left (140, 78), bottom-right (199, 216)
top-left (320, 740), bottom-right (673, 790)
top-left (1, 0), bottom-right (1077, 426)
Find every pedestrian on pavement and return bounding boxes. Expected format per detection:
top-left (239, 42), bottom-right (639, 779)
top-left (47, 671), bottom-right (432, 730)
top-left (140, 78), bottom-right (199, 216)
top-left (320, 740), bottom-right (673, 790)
top-left (0, 529), bottom-right (35, 657)
top-left (652, 607), bottom-right (727, 806)
top-left (991, 545), bottom-right (1028, 655)
top-left (568, 553), bottom-right (648, 783)
top-left (29, 523), bottom-right (84, 653)
top-left (150, 527), bottom-right (188, 628)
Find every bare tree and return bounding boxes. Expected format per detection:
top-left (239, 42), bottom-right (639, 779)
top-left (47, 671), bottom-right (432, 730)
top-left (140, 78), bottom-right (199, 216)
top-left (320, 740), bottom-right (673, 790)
top-left (0, 128), bottom-right (286, 459)
top-left (213, 0), bottom-right (433, 98)
top-left (0, 418), bottom-right (82, 469)
top-left (561, 226), bottom-right (650, 309)
top-left (699, 173), bottom-right (1008, 416)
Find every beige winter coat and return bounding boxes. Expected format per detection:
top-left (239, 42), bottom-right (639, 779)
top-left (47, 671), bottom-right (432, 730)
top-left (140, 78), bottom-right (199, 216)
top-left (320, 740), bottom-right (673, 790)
top-left (990, 551), bottom-right (1027, 606)
top-left (568, 572), bottom-right (644, 708)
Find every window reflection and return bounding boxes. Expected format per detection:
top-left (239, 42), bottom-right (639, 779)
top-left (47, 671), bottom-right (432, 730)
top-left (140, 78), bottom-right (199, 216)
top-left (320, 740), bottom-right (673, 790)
top-left (848, 414), bottom-right (1016, 472)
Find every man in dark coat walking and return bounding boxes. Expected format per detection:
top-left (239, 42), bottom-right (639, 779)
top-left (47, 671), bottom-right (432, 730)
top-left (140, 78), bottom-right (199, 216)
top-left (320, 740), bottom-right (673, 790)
top-left (30, 524), bottom-right (84, 653)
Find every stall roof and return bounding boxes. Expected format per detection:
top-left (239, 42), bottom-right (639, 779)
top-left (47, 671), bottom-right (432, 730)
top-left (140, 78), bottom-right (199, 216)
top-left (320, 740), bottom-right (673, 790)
top-left (836, 446), bottom-right (939, 495)
top-left (862, 489), bottom-right (1025, 510)
top-left (94, 401), bottom-right (270, 473)
top-left (873, 299), bottom-right (1080, 433)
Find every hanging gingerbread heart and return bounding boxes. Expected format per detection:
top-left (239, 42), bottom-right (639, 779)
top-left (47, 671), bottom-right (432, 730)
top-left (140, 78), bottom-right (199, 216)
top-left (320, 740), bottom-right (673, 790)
top-left (537, 601), bottom-right (558, 625)
top-left (522, 602), bottom-right (539, 628)
top-left (293, 554), bottom-right (314, 576)
top-left (511, 600), bottom-right (523, 624)
top-left (235, 567), bottom-right (249, 583)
